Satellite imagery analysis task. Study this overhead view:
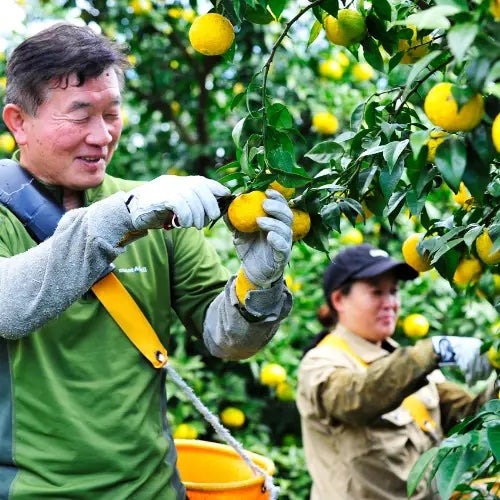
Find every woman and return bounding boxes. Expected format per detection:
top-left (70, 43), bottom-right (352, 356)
top-left (296, 244), bottom-right (494, 500)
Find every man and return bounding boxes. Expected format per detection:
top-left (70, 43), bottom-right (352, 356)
top-left (0, 23), bottom-right (293, 498)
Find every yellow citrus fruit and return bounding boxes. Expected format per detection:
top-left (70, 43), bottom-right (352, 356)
top-left (268, 181), bottom-right (295, 200)
top-left (220, 407), bottom-right (245, 428)
top-left (276, 382), bottom-right (295, 402)
top-left (403, 313), bottom-right (430, 338)
top-left (129, 0), bottom-right (152, 15)
top-left (352, 62), bottom-right (374, 81)
top-left (425, 130), bottom-right (447, 162)
top-left (453, 256), bottom-right (483, 287)
top-left (235, 267), bottom-right (257, 304)
top-left (452, 182), bottom-right (474, 211)
top-left (324, 9), bottom-right (366, 47)
top-left (0, 76), bottom-right (7, 91)
top-left (492, 113), bottom-right (500, 153)
top-left (424, 82), bottom-right (484, 132)
top-left (398, 26), bottom-right (431, 64)
top-left (340, 227), bottom-right (363, 245)
top-left (319, 59), bottom-right (344, 79)
top-left (189, 13), bottom-right (234, 56)
top-left (493, 274), bottom-right (500, 294)
top-left (170, 101), bottom-right (180, 115)
top-left (0, 132), bottom-right (16, 153)
top-left (476, 231), bottom-right (500, 265)
top-left (488, 346), bottom-right (500, 369)
top-left (336, 52), bottom-right (350, 68)
top-left (355, 201), bottom-right (374, 223)
top-left (227, 191), bottom-right (267, 233)
top-left (285, 274), bottom-right (302, 293)
top-left (291, 209), bottom-right (311, 242)
top-left (312, 112), bottom-right (339, 135)
top-left (260, 363), bottom-right (287, 386)
top-left (233, 82), bottom-right (245, 95)
top-left (490, 0), bottom-right (500, 19)
top-left (173, 423), bottom-right (198, 440)
top-left (402, 233), bottom-right (432, 272)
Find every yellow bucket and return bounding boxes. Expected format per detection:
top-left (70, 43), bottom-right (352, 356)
top-left (174, 439), bottom-right (276, 499)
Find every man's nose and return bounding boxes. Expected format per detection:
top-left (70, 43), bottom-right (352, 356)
top-left (86, 116), bottom-right (114, 146)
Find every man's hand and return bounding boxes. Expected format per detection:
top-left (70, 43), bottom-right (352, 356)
top-left (126, 175), bottom-right (231, 230)
top-left (228, 189), bottom-right (293, 288)
top-left (431, 336), bottom-right (493, 384)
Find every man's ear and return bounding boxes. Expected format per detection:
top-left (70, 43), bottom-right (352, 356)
top-left (2, 104), bottom-right (28, 145)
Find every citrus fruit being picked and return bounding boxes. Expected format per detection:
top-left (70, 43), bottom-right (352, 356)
top-left (319, 59), bottom-right (344, 79)
top-left (324, 9), bottom-right (366, 47)
top-left (398, 26), bottom-right (431, 64)
top-left (425, 130), bottom-right (447, 162)
top-left (352, 62), bottom-right (374, 81)
top-left (488, 346), bottom-right (500, 369)
top-left (403, 314), bottom-right (429, 338)
top-left (189, 13), bottom-right (234, 56)
top-left (452, 182), bottom-right (474, 211)
top-left (453, 256), bottom-right (482, 287)
top-left (424, 83), bottom-right (484, 132)
top-left (312, 112), bottom-right (339, 135)
top-left (268, 180), bottom-right (295, 200)
top-left (402, 233), bottom-right (432, 272)
top-left (276, 382), bottom-right (295, 402)
top-left (220, 407), bottom-right (245, 428)
top-left (492, 113), bottom-right (500, 153)
top-left (227, 190), bottom-right (267, 233)
top-left (235, 267), bottom-right (257, 304)
top-left (0, 132), bottom-right (16, 153)
top-left (173, 423), bottom-right (198, 440)
top-left (476, 230), bottom-right (500, 265)
top-left (260, 363), bottom-right (287, 386)
top-left (340, 227), bottom-right (363, 245)
top-left (291, 209), bottom-right (311, 242)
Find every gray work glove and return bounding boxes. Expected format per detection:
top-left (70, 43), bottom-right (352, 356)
top-left (126, 175), bottom-right (230, 230)
top-left (229, 189), bottom-right (293, 288)
top-left (431, 336), bottom-right (493, 385)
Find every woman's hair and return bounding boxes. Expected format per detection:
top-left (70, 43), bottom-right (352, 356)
top-left (302, 281), bottom-right (353, 356)
top-left (5, 22), bottom-right (131, 116)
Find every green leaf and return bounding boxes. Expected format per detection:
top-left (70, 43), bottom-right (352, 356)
top-left (463, 225), bottom-right (484, 248)
top-left (361, 37), bottom-right (385, 72)
top-left (405, 6), bottom-right (461, 30)
top-left (304, 141), bottom-right (344, 164)
top-left (268, 103), bottom-right (293, 130)
top-left (307, 20), bottom-right (323, 47)
top-left (380, 161), bottom-right (404, 200)
top-left (244, 4), bottom-right (274, 24)
top-left (303, 216), bottom-right (329, 253)
top-left (373, 0), bottom-right (392, 21)
top-left (487, 424), bottom-right (500, 462)
top-left (383, 139), bottom-right (409, 173)
top-left (320, 202), bottom-right (341, 232)
top-left (318, 0), bottom-right (339, 17)
top-left (447, 23), bottom-right (478, 64)
top-left (359, 144), bottom-right (387, 160)
top-left (462, 147), bottom-right (490, 204)
top-left (407, 447), bottom-right (439, 497)
top-left (268, 0), bottom-right (287, 19)
top-left (402, 51), bottom-right (441, 101)
top-left (434, 247), bottom-right (461, 281)
top-left (267, 148), bottom-right (294, 172)
top-left (435, 137), bottom-right (467, 192)
top-left (386, 190), bottom-right (406, 226)
top-left (410, 130), bottom-right (430, 160)
top-left (466, 57), bottom-right (493, 93)
top-left (232, 117), bottom-right (246, 148)
top-left (350, 102), bottom-right (365, 131)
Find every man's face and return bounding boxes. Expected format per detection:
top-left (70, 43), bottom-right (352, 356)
top-left (19, 69), bottom-right (123, 190)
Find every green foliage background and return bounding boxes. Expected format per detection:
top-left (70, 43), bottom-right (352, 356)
top-left (0, 0), bottom-right (498, 498)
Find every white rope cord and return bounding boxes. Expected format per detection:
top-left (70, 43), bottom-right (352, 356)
top-left (164, 363), bottom-right (280, 500)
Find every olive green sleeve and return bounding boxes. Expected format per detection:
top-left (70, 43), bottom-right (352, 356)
top-left (436, 378), bottom-right (498, 434)
top-left (299, 339), bottom-right (440, 425)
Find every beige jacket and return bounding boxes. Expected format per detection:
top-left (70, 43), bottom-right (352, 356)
top-left (296, 326), bottom-right (491, 500)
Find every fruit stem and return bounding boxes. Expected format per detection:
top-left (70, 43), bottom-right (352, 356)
top-left (261, 0), bottom-right (326, 152)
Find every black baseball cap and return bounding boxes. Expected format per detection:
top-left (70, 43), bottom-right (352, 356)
top-left (323, 244), bottom-right (418, 305)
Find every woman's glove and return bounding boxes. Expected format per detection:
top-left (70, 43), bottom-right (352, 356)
top-left (431, 336), bottom-right (493, 384)
top-left (126, 175), bottom-right (230, 230)
top-left (229, 189), bottom-right (293, 288)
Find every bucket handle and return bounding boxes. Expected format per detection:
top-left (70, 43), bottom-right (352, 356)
top-left (165, 364), bottom-right (280, 500)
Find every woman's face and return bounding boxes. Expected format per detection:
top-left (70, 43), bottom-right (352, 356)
top-left (331, 272), bottom-right (400, 344)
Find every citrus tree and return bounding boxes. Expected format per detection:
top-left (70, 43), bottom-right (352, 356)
top-left (0, 0), bottom-right (498, 498)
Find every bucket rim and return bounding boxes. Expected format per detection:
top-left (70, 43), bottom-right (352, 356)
top-left (174, 439), bottom-right (276, 492)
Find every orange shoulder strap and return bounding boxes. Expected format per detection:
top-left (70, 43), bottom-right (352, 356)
top-left (91, 272), bottom-right (168, 368)
top-left (317, 333), bottom-right (437, 435)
